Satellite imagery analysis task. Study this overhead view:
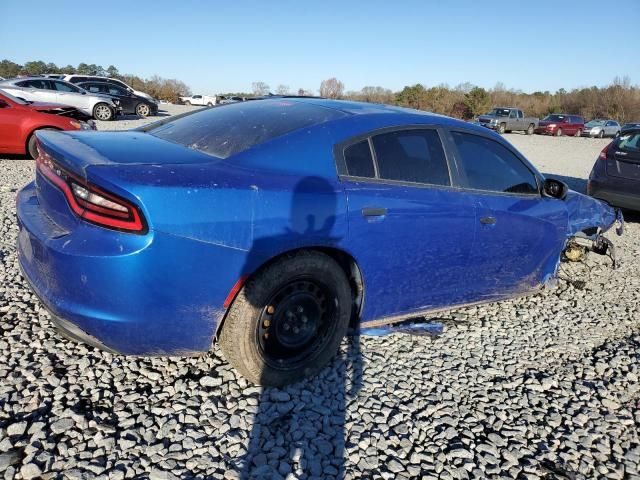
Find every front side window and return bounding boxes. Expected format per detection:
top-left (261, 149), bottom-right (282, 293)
top-left (108, 85), bottom-right (125, 95)
top-left (371, 130), bottom-right (450, 185)
top-left (53, 81), bottom-right (80, 93)
top-left (452, 131), bottom-right (538, 194)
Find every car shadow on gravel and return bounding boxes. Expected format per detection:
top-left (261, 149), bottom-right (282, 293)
top-left (231, 177), bottom-right (363, 479)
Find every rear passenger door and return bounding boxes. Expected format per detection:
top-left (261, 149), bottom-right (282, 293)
top-left (447, 130), bottom-right (567, 298)
top-left (338, 127), bottom-right (478, 322)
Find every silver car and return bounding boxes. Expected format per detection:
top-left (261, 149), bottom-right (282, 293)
top-left (583, 119), bottom-right (621, 138)
top-left (0, 77), bottom-right (119, 121)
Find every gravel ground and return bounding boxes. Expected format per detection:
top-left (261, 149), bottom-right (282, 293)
top-left (0, 109), bottom-right (639, 480)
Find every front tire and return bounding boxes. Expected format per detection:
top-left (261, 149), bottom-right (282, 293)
top-left (219, 251), bottom-right (352, 386)
top-left (575, 129), bottom-right (582, 137)
top-left (185, 101), bottom-right (191, 106)
top-left (93, 103), bottom-right (114, 121)
top-left (556, 128), bottom-right (563, 137)
top-left (497, 123), bottom-right (506, 134)
top-left (598, 130), bottom-right (605, 138)
top-left (135, 103), bottom-right (150, 117)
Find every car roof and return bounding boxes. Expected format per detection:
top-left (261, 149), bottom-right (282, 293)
top-left (275, 97), bottom-right (482, 132)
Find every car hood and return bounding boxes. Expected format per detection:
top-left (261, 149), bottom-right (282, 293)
top-left (565, 190), bottom-right (618, 237)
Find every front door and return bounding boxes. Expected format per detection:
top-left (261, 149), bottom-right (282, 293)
top-left (339, 128), bottom-right (477, 322)
top-left (448, 130), bottom-right (568, 299)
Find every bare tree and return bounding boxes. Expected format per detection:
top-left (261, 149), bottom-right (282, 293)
top-left (252, 81), bottom-right (270, 96)
top-left (276, 84), bottom-right (290, 95)
top-left (319, 78), bottom-right (344, 99)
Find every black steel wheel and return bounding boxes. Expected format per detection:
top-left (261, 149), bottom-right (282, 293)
top-left (219, 251), bottom-right (352, 386)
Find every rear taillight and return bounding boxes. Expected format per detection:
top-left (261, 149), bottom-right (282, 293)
top-left (36, 146), bottom-right (146, 234)
top-left (598, 143), bottom-right (611, 161)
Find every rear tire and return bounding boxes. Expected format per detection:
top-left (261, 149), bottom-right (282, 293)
top-left (207, 102), bottom-right (213, 106)
top-left (219, 251), bottom-right (352, 386)
top-left (556, 128), bottom-right (563, 137)
top-left (135, 103), bottom-right (150, 117)
top-left (526, 124), bottom-right (534, 135)
top-left (27, 128), bottom-right (57, 159)
top-left (93, 103), bottom-right (114, 121)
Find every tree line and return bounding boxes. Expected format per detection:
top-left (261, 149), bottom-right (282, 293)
top-left (0, 59), bottom-right (191, 103)
top-left (2, 59), bottom-right (637, 122)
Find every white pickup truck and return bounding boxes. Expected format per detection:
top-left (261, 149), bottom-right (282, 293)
top-left (179, 94), bottom-right (217, 106)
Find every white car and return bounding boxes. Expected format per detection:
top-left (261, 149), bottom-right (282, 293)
top-left (63, 75), bottom-right (157, 106)
top-left (180, 94), bottom-right (217, 106)
top-left (0, 77), bottom-right (120, 121)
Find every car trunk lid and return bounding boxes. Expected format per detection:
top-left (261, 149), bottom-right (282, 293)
top-left (606, 131), bottom-right (640, 182)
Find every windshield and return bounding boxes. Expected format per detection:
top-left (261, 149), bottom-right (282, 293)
top-left (586, 120), bottom-right (605, 127)
top-left (0, 89), bottom-right (29, 104)
top-left (487, 108), bottom-right (510, 117)
top-left (147, 99), bottom-right (347, 159)
top-left (543, 114), bottom-right (567, 122)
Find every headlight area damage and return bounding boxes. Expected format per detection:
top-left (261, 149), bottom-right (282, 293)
top-left (563, 191), bottom-right (624, 268)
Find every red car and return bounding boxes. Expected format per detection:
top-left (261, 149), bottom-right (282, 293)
top-left (0, 90), bottom-right (95, 158)
top-left (535, 114), bottom-right (585, 137)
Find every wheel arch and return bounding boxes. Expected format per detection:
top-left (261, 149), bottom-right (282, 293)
top-left (25, 126), bottom-right (62, 154)
top-left (214, 246), bottom-right (365, 339)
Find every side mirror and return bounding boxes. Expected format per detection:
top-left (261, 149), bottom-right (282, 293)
top-left (542, 178), bottom-right (568, 200)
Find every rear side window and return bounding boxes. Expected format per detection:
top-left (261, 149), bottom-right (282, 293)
top-left (148, 100), bottom-right (347, 159)
top-left (371, 130), bottom-right (450, 185)
top-left (344, 140), bottom-right (375, 178)
top-left (22, 80), bottom-right (50, 89)
top-left (53, 81), bottom-right (80, 92)
top-left (452, 132), bottom-right (538, 194)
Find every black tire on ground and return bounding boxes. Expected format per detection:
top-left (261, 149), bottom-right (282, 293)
top-left (27, 128), bottom-right (57, 159)
top-left (556, 128), bottom-right (563, 137)
top-left (219, 250), bottom-right (352, 386)
top-left (497, 123), bottom-right (506, 134)
top-left (575, 129), bottom-right (582, 137)
top-left (135, 103), bottom-right (150, 117)
top-left (598, 130), bottom-right (604, 138)
top-left (185, 101), bottom-right (191, 106)
top-left (93, 103), bottom-right (114, 121)
top-left (526, 124), bottom-right (534, 135)
top-left (207, 102), bottom-right (213, 106)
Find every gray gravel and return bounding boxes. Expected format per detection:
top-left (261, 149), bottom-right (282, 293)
top-left (0, 110), bottom-right (639, 479)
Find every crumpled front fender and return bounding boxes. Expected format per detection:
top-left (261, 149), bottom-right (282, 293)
top-left (565, 190), bottom-right (621, 237)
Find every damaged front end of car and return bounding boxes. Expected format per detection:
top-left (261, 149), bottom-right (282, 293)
top-left (563, 191), bottom-right (624, 268)
top-left (37, 106), bottom-right (94, 123)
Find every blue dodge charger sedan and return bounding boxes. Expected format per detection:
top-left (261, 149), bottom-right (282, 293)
top-left (16, 97), bottom-right (621, 386)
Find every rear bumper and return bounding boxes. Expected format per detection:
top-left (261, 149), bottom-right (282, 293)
top-left (588, 184), bottom-right (640, 211)
top-left (16, 181), bottom-right (246, 356)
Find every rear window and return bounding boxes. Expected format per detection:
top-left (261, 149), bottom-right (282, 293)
top-left (148, 100), bottom-right (346, 159)
top-left (343, 140), bottom-right (375, 178)
top-left (616, 133), bottom-right (640, 153)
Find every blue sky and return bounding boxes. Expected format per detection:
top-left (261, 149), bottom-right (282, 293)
top-left (2, 0), bottom-right (638, 95)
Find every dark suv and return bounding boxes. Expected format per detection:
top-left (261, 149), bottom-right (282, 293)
top-left (588, 128), bottom-right (640, 211)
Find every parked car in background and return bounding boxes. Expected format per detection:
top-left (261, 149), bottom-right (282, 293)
top-left (583, 119), bottom-right (621, 138)
top-left (0, 77), bottom-right (120, 121)
top-left (535, 114), bottom-right (584, 136)
top-left (218, 95), bottom-right (244, 104)
top-left (63, 75), bottom-right (158, 107)
top-left (619, 122), bottom-right (640, 136)
top-left (179, 94), bottom-right (217, 106)
top-left (16, 98), bottom-right (621, 386)
top-left (477, 107), bottom-right (539, 134)
top-left (0, 90), bottom-right (95, 158)
top-left (79, 81), bottom-right (157, 117)
top-left (588, 127), bottom-right (640, 211)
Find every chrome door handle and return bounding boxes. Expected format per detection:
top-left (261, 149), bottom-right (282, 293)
top-left (362, 207), bottom-right (387, 217)
top-left (480, 216), bottom-right (497, 225)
